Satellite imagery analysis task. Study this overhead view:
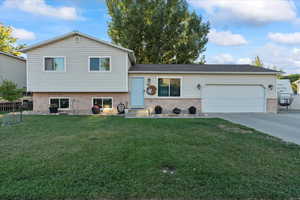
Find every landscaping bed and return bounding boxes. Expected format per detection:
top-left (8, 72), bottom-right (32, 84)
top-left (0, 115), bottom-right (300, 200)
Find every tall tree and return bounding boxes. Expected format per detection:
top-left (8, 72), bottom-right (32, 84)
top-left (106, 0), bottom-right (210, 64)
top-left (252, 56), bottom-right (264, 67)
top-left (0, 23), bottom-right (25, 56)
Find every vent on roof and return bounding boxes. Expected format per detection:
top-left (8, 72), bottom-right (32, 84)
top-left (74, 35), bottom-right (80, 43)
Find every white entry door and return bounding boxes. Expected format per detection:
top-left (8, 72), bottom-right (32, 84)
top-left (130, 77), bottom-right (145, 108)
top-left (202, 85), bottom-right (266, 113)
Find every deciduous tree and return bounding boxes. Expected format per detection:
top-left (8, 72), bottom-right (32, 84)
top-left (106, 0), bottom-right (210, 64)
top-left (0, 23), bottom-right (25, 56)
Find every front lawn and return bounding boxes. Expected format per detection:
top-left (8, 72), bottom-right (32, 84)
top-left (0, 116), bottom-right (300, 200)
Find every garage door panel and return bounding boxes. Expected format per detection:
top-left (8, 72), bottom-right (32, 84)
top-left (203, 85), bottom-right (266, 113)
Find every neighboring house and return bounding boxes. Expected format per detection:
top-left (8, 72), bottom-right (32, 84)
top-left (21, 31), bottom-right (279, 114)
top-left (0, 51), bottom-right (26, 89)
top-left (295, 80), bottom-right (300, 95)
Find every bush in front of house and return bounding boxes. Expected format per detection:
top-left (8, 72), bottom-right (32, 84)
top-left (173, 107), bottom-right (181, 114)
top-left (154, 105), bottom-right (163, 114)
top-left (49, 104), bottom-right (58, 114)
top-left (188, 106), bottom-right (197, 114)
top-left (92, 105), bottom-right (101, 114)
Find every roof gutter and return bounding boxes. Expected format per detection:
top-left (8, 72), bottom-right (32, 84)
top-left (0, 51), bottom-right (26, 61)
top-left (128, 71), bottom-right (280, 75)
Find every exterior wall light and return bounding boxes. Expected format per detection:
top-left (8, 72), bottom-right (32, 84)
top-left (197, 84), bottom-right (201, 90)
top-left (268, 84), bottom-right (274, 90)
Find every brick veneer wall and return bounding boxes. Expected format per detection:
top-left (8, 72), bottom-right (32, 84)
top-left (267, 98), bottom-right (278, 113)
top-left (33, 92), bottom-right (129, 114)
top-left (144, 98), bottom-right (202, 114)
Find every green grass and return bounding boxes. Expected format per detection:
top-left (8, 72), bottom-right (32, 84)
top-left (0, 115), bottom-right (300, 200)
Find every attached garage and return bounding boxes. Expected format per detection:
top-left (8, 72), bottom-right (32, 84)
top-left (129, 64), bottom-right (279, 114)
top-left (202, 85), bottom-right (266, 113)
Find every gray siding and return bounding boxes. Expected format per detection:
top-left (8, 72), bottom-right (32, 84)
top-left (27, 35), bottom-right (129, 92)
top-left (0, 54), bottom-right (26, 88)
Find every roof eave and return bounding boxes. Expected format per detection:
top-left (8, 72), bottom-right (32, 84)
top-left (20, 31), bottom-right (134, 54)
top-left (0, 51), bottom-right (26, 61)
top-left (128, 71), bottom-right (280, 75)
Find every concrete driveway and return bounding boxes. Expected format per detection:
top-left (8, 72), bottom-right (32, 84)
top-left (214, 113), bottom-right (300, 145)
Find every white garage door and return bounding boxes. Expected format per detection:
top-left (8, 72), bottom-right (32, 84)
top-left (202, 85), bottom-right (266, 113)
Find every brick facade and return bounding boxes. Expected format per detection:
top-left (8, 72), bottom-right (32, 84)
top-left (33, 92), bottom-right (129, 114)
top-left (33, 93), bottom-right (277, 114)
top-left (267, 98), bottom-right (278, 113)
top-left (144, 98), bottom-right (202, 114)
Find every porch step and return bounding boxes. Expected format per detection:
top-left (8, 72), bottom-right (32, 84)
top-left (125, 109), bottom-right (150, 118)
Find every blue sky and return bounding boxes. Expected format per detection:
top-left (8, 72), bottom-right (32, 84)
top-left (1, 0), bottom-right (300, 74)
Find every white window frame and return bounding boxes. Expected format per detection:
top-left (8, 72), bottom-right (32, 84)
top-left (88, 56), bottom-right (112, 72)
top-left (92, 97), bottom-right (113, 110)
top-left (43, 56), bottom-right (66, 72)
top-left (157, 77), bottom-right (182, 98)
top-left (49, 97), bottom-right (71, 110)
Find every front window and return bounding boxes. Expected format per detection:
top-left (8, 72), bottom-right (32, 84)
top-left (44, 57), bottom-right (65, 72)
top-left (158, 78), bottom-right (181, 97)
top-left (93, 97), bottom-right (113, 109)
top-left (89, 57), bottom-right (110, 72)
top-left (50, 98), bottom-right (70, 109)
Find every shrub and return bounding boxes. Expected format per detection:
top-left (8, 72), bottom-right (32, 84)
top-left (92, 105), bottom-right (101, 114)
top-left (188, 106), bottom-right (197, 114)
top-left (49, 104), bottom-right (58, 114)
top-left (154, 105), bottom-right (162, 114)
top-left (173, 107), bottom-right (181, 114)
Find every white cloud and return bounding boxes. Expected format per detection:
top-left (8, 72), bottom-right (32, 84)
top-left (188, 0), bottom-right (297, 25)
top-left (209, 53), bottom-right (251, 65)
top-left (255, 43), bottom-right (300, 73)
top-left (3, 0), bottom-right (79, 20)
top-left (12, 27), bottom-right (36, 41)
top-left (208, 29), bottom-right (248, 46)
top-left (268, 32), bottom-right (300, 44)
top-left (236, 58), bottom-right (251, 65)
top-left (210, 53), bottom-right (235, 64)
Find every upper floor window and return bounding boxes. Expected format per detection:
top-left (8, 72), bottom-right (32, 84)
top-left (158, 78), bottom-right (181, 97)
top-left (89, 57), bottom-right (111, 72)
top-left (44, 57), bottom-right (65, 72)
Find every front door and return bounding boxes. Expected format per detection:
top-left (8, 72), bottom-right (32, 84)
top-left (130, 77), bottom-right (144, 108)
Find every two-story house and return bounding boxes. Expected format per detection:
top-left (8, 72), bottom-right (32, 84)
top-left (21, 31), bottom-right (279, 114)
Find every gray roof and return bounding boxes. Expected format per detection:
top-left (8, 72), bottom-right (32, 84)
top-left (0, 51), bottom-right (26, 61)
top-left (129, 64), bottom-right (279, 74)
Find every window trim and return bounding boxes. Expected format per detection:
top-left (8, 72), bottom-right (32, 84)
top-left (49, 97), bottom-right (71, 110)
top-left (91, 97), bottom-right (113, 110)
top-left (88, 56), bottom-right (112, 72)
top-left (43, 56), bottom-right (66, 72)
top-left (157, 77), bottom-right (182, 98)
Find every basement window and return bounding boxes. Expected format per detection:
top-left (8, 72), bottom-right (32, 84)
top-left (92, 97), bottom-right (113, 109)
top-left (49, 98), bottom-right (70, 110)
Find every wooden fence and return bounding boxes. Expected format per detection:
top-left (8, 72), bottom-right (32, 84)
top-left (0, 101), bottom-right (33, 112)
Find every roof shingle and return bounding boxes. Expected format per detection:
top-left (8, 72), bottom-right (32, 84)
top-left (129, 64), bottom-right (279, 73)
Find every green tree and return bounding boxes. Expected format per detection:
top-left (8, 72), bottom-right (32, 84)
top-left (106, 0), bottom-right (210, 64)
top-left (0, 23), bottom-right (25, 56)
top-left (252, 56), bottom-right (264, 67)
top-left (0, 80), bottom-right (24, 102)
